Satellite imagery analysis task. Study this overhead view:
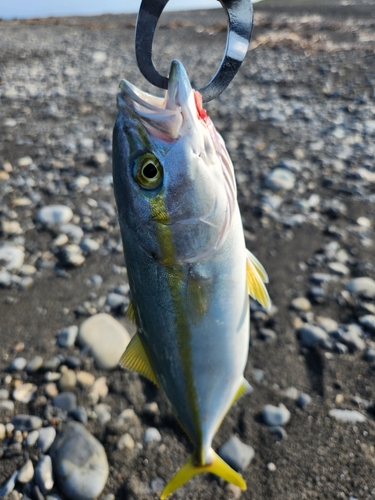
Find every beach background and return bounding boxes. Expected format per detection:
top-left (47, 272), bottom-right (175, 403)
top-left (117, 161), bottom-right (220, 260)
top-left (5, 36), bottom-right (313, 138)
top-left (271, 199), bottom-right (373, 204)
top-left (0, 0), bottom-right (375, 499)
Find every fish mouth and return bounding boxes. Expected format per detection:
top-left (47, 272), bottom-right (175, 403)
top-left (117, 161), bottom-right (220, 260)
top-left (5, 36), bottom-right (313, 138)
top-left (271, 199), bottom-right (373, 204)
top-left (117, 60), bottom-right (194, 141)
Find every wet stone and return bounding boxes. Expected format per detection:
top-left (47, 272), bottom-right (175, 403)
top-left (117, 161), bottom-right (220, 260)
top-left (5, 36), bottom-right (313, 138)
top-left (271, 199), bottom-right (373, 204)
top-left (50, 421), bottom-right (109, 500)
top-left (263, 404), bottom-right (291, 426)
top-left (218, 436), bottom-right (255, 472)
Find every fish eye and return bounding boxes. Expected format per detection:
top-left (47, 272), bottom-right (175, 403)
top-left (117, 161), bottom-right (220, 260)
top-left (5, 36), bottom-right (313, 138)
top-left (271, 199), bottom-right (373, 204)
top-left (134, 153), bottom-right (163, 190)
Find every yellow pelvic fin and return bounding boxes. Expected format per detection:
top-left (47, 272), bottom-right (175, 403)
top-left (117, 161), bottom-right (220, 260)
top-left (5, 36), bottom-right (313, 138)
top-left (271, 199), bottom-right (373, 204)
top-left (246, 250), bottom-right (271, 310)
top-left (186, 273), bottom-right (210, 325)
top-left (119, 332), bottom-right (159, 386)
top-left (160, 449), bottom-right (246, 500)
top-left (231, 378), bottom-right (253, 406)
top-left (125, 300), bottom-right (136, 324)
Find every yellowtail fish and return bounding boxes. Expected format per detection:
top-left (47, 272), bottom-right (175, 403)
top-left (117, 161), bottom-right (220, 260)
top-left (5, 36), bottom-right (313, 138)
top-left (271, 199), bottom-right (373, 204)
top-left (112, 60), bottom-right (270, 499)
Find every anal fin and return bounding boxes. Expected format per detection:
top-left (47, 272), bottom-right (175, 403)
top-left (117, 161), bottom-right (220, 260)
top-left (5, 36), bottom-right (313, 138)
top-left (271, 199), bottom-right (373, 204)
top-left (119, 332), bottom-right (159, 386)
top-left (160, 449), bottom-right (246, 499)
top-left (125, 300), bottom-right (136, 324)
top-left (231, 378), bottom-right (253, 406)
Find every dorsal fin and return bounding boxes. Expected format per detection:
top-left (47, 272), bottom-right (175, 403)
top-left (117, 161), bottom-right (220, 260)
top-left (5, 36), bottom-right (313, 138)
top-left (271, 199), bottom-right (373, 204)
top-left (246, 249), bottom-right (271, 310)
top-left (119, 332), bottom-right (159, 386)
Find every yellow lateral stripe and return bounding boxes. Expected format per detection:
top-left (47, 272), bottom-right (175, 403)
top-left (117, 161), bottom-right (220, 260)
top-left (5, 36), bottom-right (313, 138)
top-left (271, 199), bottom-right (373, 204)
top-left (160, 449), bottom-right (246, 499)
top-left (246, 256), bottom-right (271, 310)
top-left (119, 332), bottom-right (159, 386)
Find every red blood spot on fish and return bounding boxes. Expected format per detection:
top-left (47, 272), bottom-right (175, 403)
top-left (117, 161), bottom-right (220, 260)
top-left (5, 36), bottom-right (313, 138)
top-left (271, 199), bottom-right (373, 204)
top-left (194, 91), bottom-right (208, 122)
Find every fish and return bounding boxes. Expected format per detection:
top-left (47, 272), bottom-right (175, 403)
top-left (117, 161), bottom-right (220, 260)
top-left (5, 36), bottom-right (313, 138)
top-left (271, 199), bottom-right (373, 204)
top-left (112, 59), bottom-right (271, 499)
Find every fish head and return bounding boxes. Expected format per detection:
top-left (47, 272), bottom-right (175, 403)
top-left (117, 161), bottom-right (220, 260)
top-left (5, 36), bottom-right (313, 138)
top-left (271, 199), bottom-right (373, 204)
top-left (113, 60), bottom-right (236, 265)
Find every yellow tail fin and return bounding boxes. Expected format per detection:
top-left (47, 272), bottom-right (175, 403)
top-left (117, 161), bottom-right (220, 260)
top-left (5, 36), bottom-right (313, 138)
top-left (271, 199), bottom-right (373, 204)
top-left (160, 449), bottom-right (246, 499)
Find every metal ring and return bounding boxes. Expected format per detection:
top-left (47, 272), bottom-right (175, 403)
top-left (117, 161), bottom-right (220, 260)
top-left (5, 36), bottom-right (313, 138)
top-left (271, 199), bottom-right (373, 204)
top-left (135, 0), bottom-right (254, 102)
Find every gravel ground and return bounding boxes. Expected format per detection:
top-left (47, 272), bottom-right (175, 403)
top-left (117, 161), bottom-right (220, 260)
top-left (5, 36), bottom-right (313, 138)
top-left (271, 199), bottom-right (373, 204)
top-left (1, 1), bottom-right (375, 499)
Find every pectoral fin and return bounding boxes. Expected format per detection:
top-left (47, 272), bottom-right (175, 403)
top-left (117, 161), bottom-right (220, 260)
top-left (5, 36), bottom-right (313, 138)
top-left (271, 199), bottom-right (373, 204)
top-left (119, 332), bottom-right (159, 386)
top-left (246, 249), bottom-right (271, 310)
top-left (160, 449), bottom-right (246, 499)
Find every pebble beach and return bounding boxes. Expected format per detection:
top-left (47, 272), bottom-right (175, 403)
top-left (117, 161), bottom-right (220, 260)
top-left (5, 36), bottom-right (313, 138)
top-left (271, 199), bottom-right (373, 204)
top-left (1, 1), bottom-right (375, 499)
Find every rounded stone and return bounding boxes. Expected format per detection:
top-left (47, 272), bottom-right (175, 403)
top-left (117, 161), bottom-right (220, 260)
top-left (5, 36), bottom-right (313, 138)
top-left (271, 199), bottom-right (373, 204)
top-left (18, 459), bottom-right (34, 483)
top-left (35, 455), bottom-right (54, 494)
top-left (9, 357), bottom-right (27, 372)
top-left (217, 436), bottom-right (255, 472)
top-left (296, 393), bottom-right (312, 408)
top-left (26, 355), bottom-right (44, 374)
top-left (25, 430), bottom-right (40, 446)
top-left (262, 404), bottom-right (291, 426)
top-left (117, 433), bottom-right (135, 450)
top-left (78, 313), bottom-right (131, 370)
top-left (37, 205), bottom-right (73, 226)
top-left (268, 426), bottom-right (288, 440)
top-left (0, 471), bottom-right (18, 497)
top-left (13, 383), bottom-right (37, 404)
top-left (57, 325), bottom-right (78, 348)
top-left (50, 421), bottom-right (109, 500)
top-left (264, 168), bottom-right (295, 192)
top-left (144, 427), bottom-right (162, 443)
top-left (59, 370), bottom-right (77, 391)
top-left (329, 409), bottom-right (366, 423)
top-left (298, 324), bottom-right (328, 347)
top-left (359, 315), bottom-right (375, 333)
top-left (37, 427), bottom-right (57, 453)
top-left (291, 297), bottom-right (311, 312)
top-left (0, 245), bottom-right (25, 272)
top-left (52, 392), bottom-right (77, 412)
top-left (328, 262), bottom-right (350, 276)
top-left (345, 277), bottom-right (375, 299)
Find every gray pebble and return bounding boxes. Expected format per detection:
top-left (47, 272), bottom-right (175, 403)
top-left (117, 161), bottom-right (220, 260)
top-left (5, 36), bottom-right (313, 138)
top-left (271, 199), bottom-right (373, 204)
top-left (0, 471), bottom-right (18, 497)
top-left (69, 406), bottom-right (89, 424)
top-left (316, 317), bottom-right (339, 333)
top-left (13, 383), bottom-right (37, 403)
top-left (332, 325), bottom-right (366, 352)
top-left (57, 325), bottom-right (78, 348)
top-left (94, 404), bottom-right (111, 425)
top-left (38, 205), bottom-right (73, 225)
top-left (46, 495), bottom-right (63, 500)
top-left (0, 245), bottom-right (25, 272)
top-left (364, 348), bottom-right (375, 362)
top-left (37, 427), bottom-right (56, 453)
top-left (50, 421), bottom-right (109, 500)
top-left (328, 262), bottom-right (350, 276)
top-left (11, 414), bottom-right (43, 433)
top-left (144, 427), bottom-right (162, 443)
top-left (252, 368), bottom-right (265, 383)
top-left (257, 328), bottom-right (277, 343)
top-left (0, 271), bottom-right (12, 287)
top-left (9, 357), bottom-right (27, 372)
top-left (291, 297), bottom-right (311, 312)
top-left (78, 313), bottom-right (130, 370)
top-left (329, 409), bottom-right (366, 423)
top-left (359, 315), bottom-right (375, 333)
top-left (264, 168), bottom-right (295, 191)
top-left (117, 433), bottom-right (135, 450)
top-left (87, 274), bottom-right (103, 287)
top-left (52, 392), bottom-right (77, 412)
top-left (0, 400), bottom-right (15, 412)
top-left (335, 342), bottom-right (349, 354)
top-left (0, 389), bottom-right (9, 400)
top-left (310, 273), bottom-right (336, 285)
top-left (263, 404), bottom-right (291, 426)
top-left (150, 477), bottom-right (165, 493)
top-left (17, 459), bottom-right (34, 483)
top-left (345, 277), bottom-right (375, 299)
top-left (25, 429), bottom-right (40, 446)
top-left (26, 355), bottom-right (44, 374)
top-left (298, 324), bottom-right (328, 347)
top-left (59, 369), bottom-right (77, 391)
top-left (80, 238), bottom-right (100, 253)
top-left (268, 426), bottom-right (288, 440)
top-left (218, 436), bottom-right (255, 471)
top-left (59, 223), bottom-right (84, 243)
top-left (35, 455), bottom-right (54, 494)
top-left (296, 393), bottom-right (312, 408)
top-left (43, 356), bottom-right (62, 371)
top-left (106, 292), bottom-right (127, 310)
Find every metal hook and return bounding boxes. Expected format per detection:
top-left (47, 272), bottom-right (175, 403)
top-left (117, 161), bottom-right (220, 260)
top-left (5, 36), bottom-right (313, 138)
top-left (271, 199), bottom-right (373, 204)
top-left (135, 0), bottom-right (253, 102)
